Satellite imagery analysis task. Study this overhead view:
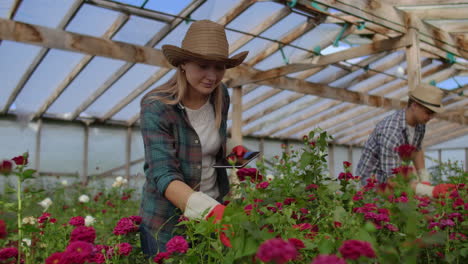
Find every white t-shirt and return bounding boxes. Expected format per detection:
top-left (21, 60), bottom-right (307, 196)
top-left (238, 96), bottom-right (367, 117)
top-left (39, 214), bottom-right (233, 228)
top-left (185, 100), bottom-right (220, 199)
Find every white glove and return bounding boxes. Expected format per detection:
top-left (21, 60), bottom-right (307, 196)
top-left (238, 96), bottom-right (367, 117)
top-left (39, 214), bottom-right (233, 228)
top-left (414, 182), bottom-right (434, 197)
top-left (184, 192), bottom-right (219, 220)
top-left (417, 168), bottom-right (431, 182)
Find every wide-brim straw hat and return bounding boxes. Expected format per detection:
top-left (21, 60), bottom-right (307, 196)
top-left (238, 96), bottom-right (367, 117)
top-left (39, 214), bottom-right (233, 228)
top-left (162, 20), bottom-right (248, 69)
top-left (409, 83), bottom-right (444, 113)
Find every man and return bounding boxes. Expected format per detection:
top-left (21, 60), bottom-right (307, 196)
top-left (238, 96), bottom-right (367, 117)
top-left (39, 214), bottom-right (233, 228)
top-left (355, 83), bottom-right (450, 197)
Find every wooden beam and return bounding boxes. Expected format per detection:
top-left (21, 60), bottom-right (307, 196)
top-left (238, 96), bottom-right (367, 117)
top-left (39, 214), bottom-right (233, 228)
top-left (382, 0), bottom-right (468, 5)
top-left (33, 13), bottom-right (129, 120)
top-left (1, 0), bottom-right (84, 114)
top-left (300, 0), bottom-right (467, 58)
top-left (399, 5), bottom-right (468, 20)
top-left (230, 35), bottom-right (411, 87)
top-left (427, 20), bottom-right (468, 33)
top-left (406, 27), bottom-right (421, 91)
top-left (232, 86), bottom-right (243, 144)
top-left (69, 0), bottom-right (207, 120)
top-left (425, 126), bottom-right (468, 146)
top-left (86, 0), bottom-right (173, 23)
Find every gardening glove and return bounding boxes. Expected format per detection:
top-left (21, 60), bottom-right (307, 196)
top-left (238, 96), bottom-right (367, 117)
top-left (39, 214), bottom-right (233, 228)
top-left (414, 182), bottom-right (457, 199)
top-left (417, 168), bottom-right (431, 182)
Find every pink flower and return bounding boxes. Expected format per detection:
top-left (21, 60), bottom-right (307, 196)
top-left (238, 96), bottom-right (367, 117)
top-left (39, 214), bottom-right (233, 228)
top-left (283, 198), bottom-right (296, 205)
top-left (0, 160), bottom-right (14, 174)
top-left (311, 254), bottom-right (346, 264)
top-left (45, 252), bottom-right (64, 264)
top-left (166, 236), bottom-right (188, 254)
top-left (0, 247), bottom-right (18, 261)
top-left (38, 212), bottom-right (52, 224)
top-left (70, 226), bottom-right (96, 244)
top-left (449, 233), bottom-right (467, 241)
top-left (62, 241), bottom-right (93, 264)
top-left (237, 168), bottom-right (263, 182)
top-left (256, 238), bottom-right (297, 264)
top-left (0, 219), bottom-right (7, 239)
top-left (339, 240), bottom-right (376, 260)
top-left (343, 161), bottom-right (352, 168)
top-left (153, 252), bottom-right (171, 263)
top-left (293, 223), bottom-right (313, 231)
top-left (117, 242), bottom-right (132, 256)
top-left (89, 253), bottom-right (106, 264)
top-left (129, 215), bottom-right (142, 225)
top-left (256, 181), bottom-right (269, 189)
top-left (113, 217), bottom-right (138, 235)
top-left (12, 155), bottom-right (28, 165)
top-left (287, 238), bottom-right (305, 250)
top-left (384, 223), bottom-right (399, 232)
top-left (69, 216), bottom-right (85, 227)
top-left (439, 219), bottom-right (455, 229)
top-left (305, 184), bottom-right (319, 190)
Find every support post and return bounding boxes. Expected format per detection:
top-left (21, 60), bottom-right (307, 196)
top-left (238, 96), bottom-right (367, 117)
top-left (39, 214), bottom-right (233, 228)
top-left (406, 26), bottom-right (421, 91)
top-left (328, 143), bottom-right (335, 178)
top-left (232, 86), bottom-right (243, 145)
top-left (82, 125), bottom-right (89, 185)
top-left (125, 127), bottom-right (132, 181)
top-left (34, 119), bottom-right (42, 171)
top-left (348, 145), bottom-right (353, 172)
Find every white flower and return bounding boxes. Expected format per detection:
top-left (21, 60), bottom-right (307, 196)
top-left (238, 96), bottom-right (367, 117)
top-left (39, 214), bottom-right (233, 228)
top-left (112, 176), bottom-right (128, 188)
top-left (85, 215), bottom-right (96, 226)
top-left (22, 216), bottom-right (36, 225)
top-left (38, 198), bottom-right (52, 210)
top-left (78, 194), bottom-right (90, 203)
top-left (266, 174), bottom-right (275, 181)
top-left (22, 238), bottom-right (32, 246)
top-left (61, 180), bottom-right (68, 186)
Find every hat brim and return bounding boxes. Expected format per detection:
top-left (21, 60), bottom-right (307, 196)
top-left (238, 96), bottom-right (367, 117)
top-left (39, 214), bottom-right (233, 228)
top-left (410, 95), bottom-right (444, 113)
top-left (162, 45), bottom-right (248, 69)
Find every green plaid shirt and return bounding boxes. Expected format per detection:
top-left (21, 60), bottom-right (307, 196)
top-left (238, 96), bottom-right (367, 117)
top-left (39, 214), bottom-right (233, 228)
top-left (139, 85), bottom-right (230, 246)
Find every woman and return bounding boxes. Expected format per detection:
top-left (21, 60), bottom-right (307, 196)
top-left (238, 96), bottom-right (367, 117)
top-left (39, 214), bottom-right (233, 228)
top-left (138, 20), bottom-right (248, 257)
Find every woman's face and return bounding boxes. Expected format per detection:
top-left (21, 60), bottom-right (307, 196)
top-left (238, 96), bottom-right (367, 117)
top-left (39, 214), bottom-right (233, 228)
top-left (181, 61), bottom-right (226, 97)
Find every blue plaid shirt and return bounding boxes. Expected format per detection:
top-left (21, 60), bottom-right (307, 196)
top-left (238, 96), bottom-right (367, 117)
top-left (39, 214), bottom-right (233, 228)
top-left (139, 85), bottom-right (230, 248)
top-left (356, 109), bottom-right (425, 184)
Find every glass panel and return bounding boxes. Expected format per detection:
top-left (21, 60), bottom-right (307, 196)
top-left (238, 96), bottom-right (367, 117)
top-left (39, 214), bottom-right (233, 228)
top-left (112, 15), bottom-right (166, 45)
top-left (88, 126), bottom-right (126, 175)
top-left (67, 4), bottom-right (120, 37)
top-left (0, 120), bottom-right (38, 169)
top-left (14, 0), bottom-right (76, 27)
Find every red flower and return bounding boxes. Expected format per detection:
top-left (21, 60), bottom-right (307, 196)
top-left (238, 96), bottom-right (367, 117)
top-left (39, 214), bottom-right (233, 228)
top-left (312, 254), bottom-right (346, 264)
top-left (69, 216), bottom-right (85, 227)
top-left (45, 252), bottom-right (64, 264)
top-left (62, 241), bottom-right (93, 264)
top-left (113, 217), bottom-right (138, 235)
top-left (0, 160), bottom-right (14, 174)
top-left (70, 226), bottom-right (96, 244)
top-left (343, 161), bottom-right (351, 168)
top-left (237, 168), bottom-right (263, 182)
top-left (256, 181), bottom-right (269, 189)
top-left (334, 221), bottom-right (342, 228)
top-left (287, 238), bottom-right (305, 250)
top-left (166, 236), bottom-right (188, 254)
top-left (153, 252), bottom-right (170, 263)
top-left (339, 240), bottom-right (376, 260)
top-left (394, 144), bottom-right (416, 161)
top-left (116, 242), bottom-right (132, 256)
top-left (12, 155), bottom-right (28, 165)
top-left (305, 184), bottom-right (318, 190)
top-left (0, 220), bottom-right (7, 239)
top-left (256, 238), bottom-right (298, 264)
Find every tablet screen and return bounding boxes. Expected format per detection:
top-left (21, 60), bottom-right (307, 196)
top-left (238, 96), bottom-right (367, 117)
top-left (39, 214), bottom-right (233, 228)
top-left (213, 151), bottom-right (260, 168)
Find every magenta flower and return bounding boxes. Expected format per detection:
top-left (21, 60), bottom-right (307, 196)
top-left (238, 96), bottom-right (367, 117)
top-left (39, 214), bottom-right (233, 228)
top-left (166, 236), bottom-right (188, 254)
top-left (113, 217), bottom-right (139, 235)
top-left (394, 144), bottom-right (416, 161)
top-left (237, 168), bottom-right (263, 182)
top-left (0, 247), bottom-right (18, 261)
top-left (256, 238), bottom-right (297, 264)
top-left (0, 160), bottom-right (14, 174)
top-left (312, 254), bottom-right (346, 264)
top-left (153, 252), bottom-right (171, 263)
top-left (256, 181), bottom-right (269, 189)
top-left (339, 239), bottom-right (376, 260)
top-left (69, 216), bottom-right (85, 227)
top-left (62, 241), bottom-right (94, 264)
top-left (45, 252), bottom-right (64, 264)
top-left (287, 238), bottom-right (305, 250)
top-left (70, 226), bottom-right (96, 244)
top-left (117, 242), bottom-right (132, 256)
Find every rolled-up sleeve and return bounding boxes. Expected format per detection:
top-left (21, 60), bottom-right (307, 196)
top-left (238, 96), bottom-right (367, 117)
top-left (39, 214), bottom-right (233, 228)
top-left (140, 101), bottom-right (184, 196)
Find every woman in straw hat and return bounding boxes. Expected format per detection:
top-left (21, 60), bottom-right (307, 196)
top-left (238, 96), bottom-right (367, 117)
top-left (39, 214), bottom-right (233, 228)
top-left (138, 20), bottom-right (248, 257)
top-left (356, 83), bottom-right (456, 198)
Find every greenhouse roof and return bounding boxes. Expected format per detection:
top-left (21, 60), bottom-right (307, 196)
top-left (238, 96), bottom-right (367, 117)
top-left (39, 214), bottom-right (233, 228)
top-left (0, 0), bottom-right (467, 147)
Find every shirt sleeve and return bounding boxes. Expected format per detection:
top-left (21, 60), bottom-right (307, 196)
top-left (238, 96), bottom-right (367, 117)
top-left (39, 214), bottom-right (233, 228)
top-left (140, 101), bottom-right (184, 196)
top-left (380, 134), bottom-right (402, 181)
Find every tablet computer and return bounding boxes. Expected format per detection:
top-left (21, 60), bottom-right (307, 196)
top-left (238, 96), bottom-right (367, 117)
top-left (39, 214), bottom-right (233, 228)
top-left (213, 151), bottom-right (260, 168)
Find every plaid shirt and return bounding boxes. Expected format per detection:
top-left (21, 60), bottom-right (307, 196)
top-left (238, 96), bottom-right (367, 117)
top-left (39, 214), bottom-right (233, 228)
top-left (139, 85), bottom-right (230, 246)
top-left (356, 109), bottom-right (425, 185)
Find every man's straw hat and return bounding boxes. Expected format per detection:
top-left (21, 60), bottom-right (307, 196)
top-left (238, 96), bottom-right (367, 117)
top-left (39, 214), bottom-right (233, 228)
top-left (409, 83), bottom-right (444, 113)
top-left (162, 20), bottom-right (248, 69)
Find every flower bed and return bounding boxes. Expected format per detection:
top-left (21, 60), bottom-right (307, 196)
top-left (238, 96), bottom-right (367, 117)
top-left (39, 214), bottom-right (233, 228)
top-left (0, 130), bottom-right (467, 264)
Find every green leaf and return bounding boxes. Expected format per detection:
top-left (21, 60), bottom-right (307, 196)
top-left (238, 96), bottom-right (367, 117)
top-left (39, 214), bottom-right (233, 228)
top-left (300, 152), bottom-right (313, 169)
top-left (333, 206), bottom-right (346, 223)
top-left (326, 182), bottom-right (341, 193)
top-left (318, 238), bottom-right (334, 254)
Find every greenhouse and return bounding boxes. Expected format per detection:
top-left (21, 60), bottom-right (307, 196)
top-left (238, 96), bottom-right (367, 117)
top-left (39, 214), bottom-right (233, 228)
top-left (0, 0), bottom-right (467, 263)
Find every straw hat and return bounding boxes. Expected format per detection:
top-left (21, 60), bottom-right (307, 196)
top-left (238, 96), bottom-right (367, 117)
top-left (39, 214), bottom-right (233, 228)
top-left (409, 83), bottom-right (444, 113)
top-left (162, 20), bottom-right (248, 69)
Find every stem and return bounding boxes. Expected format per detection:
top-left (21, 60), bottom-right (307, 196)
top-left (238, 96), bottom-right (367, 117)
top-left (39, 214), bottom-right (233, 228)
top-left (17, 174), bottom-right (22, 264)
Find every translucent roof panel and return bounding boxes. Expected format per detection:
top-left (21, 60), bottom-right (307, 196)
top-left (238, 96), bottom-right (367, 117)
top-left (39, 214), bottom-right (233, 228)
top-left (243, 90), bottom-right (297, 120)
top-left (14, 49), bottom-right (85, 114)
top-left (232, 37), bottom-right (274, 64)
top-left (153, 22), bottom-right (191, 48)
top-left (112, 69), bottom-right (175, 121)
top-left (67, 4), bottom-right (120, 36)
top-left (145, 0), bottom-right (192, 14)
top-left (226, 2), bottom-right (284, 32)
top-left (437, 76), bottom-right (467, 90)
top-left (47, 57), bottom-right (127, 115)
top-left (0, 41), bottom-right (41, 109)
top-left (306, 65), bottom-right (345, 83)
top-left (111, 15), bottom-right (167, 45)
top-left (85, 64), bottom-right (160, 117)
top-left (13, 0), bottom-right (76, 27)
top-left (0, 0), bottom-right (14, 18)
top-left (254, 46), bottom-right (297, 70)
top-left (260, 13), bottom-right (307, 40)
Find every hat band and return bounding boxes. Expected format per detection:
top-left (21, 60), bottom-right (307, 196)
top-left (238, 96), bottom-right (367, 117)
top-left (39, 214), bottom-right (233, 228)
top-left (411, 95), bottom-right (441, 108)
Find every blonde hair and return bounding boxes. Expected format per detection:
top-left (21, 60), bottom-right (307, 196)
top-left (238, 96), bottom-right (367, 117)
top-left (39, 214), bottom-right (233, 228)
top-left (141, 67), bottom-right (225, 129)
